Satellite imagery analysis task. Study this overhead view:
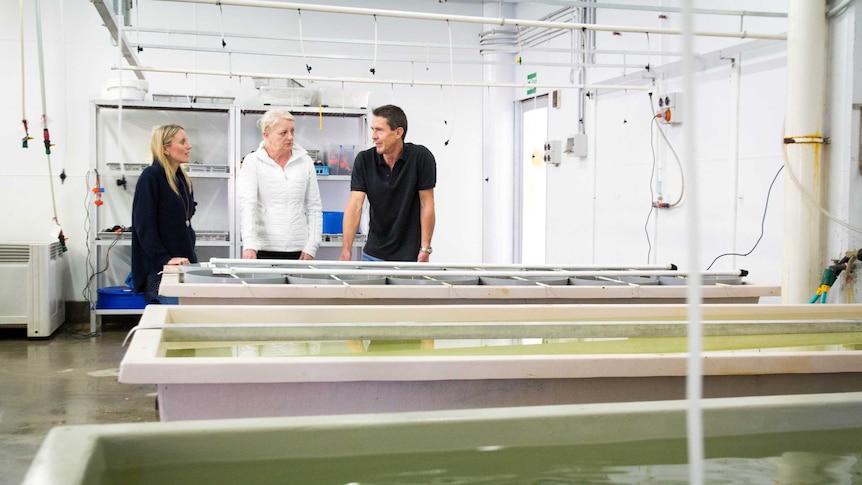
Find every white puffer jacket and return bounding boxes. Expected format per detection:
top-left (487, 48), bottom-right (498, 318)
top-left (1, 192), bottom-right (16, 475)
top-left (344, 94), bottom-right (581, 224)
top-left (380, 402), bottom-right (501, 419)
top-left (237, 143), bottom-right (322, 256)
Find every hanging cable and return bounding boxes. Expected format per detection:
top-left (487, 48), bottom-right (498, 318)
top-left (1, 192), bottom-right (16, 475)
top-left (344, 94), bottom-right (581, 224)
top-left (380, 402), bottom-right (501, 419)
top-left (443, 19), bottom-right (455, 147)
top-left (515, 24), bottom-right (523, 65)
top-left (217, 1), bottom-right (227, 47)
top-left (116, 9), bottom-right (128, 190)
top-left (645, 32), bottom-right (652, 72)
top-left (297, 10), bottom-right (311, 73)
top-left (781, 140), bottom-right (862, 234)
top-left (58, 0), bottom-right (67, 183)
top-left (615, 32), bottom-right (628, 124)
top-left (650, 116), bottom-right (685, 207)
top-left (370, 15), bottom-right (377, 75)
top-left (705, 165), bottom-right (783, 270)
top-left (644, 105), bottom-right (657, 263)
top-left (34, 0), bottom-right (66, 251)
top-left (135, 0), bottom-right (142, 52)
top-left (20, 0), bottom-right (32, 148)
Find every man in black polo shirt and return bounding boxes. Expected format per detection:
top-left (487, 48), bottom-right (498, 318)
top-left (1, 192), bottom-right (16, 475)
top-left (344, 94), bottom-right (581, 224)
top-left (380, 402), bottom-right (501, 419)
top-left (339, 105), bottom-right (437, 262)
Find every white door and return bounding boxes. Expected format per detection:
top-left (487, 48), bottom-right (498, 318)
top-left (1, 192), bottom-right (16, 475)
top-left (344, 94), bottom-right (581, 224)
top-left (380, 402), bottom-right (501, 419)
top-left (514, 96), bottom-right (549, 264)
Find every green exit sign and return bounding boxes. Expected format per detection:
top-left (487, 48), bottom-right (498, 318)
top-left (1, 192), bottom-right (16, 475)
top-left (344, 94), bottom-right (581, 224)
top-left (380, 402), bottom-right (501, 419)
top-left (527, 72), bottom-right (537, 95)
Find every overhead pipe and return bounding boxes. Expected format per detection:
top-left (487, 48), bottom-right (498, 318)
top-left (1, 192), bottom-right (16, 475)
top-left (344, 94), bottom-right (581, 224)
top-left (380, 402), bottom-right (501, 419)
top-left (156, 0), bottom-right (787, 41)
top-left (118, 65), bottom-right (651, 91)
top-left (128, 41), bottom-right (645, 70)
top-left (503, 0), bottom-right (787, 19)
top-left (782, 0), bottom-right (827, 303)
top-left (128, 26), bottom-right (685, 57)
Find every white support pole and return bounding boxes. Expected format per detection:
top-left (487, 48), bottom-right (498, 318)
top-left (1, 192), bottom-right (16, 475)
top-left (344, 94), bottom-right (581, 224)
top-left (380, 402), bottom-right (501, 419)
top-left (730, 56), bottom-right (741, 268)
top-left (681, 1), bottom-right (704, 483)
top-left (481, 2), bottom-right (516, 265)
top-left (782, 0), bottom-right (827, 303)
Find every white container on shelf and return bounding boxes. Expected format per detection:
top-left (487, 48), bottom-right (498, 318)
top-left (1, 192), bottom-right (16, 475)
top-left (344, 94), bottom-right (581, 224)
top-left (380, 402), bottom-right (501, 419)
top-left (101, 76), bottom-right (149, 101)
top-left (317, 88), bottom-right (370, 109)
top-left (258, 87), bottom-right (318, 107)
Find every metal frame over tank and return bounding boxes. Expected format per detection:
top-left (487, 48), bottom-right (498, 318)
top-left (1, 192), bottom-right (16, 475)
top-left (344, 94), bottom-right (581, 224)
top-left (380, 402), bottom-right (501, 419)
top-left (156, 259), bottom-right (780, 307)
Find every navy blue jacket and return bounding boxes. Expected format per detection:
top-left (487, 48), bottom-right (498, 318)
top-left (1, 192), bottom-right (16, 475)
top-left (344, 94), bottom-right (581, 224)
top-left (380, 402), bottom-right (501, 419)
top-left (131, 162), bottom-right (197, 294)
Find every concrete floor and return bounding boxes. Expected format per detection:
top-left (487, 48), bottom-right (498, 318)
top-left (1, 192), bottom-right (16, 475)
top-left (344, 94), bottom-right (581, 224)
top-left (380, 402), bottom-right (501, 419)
top-left (0, 317), bottom-right (158, 485)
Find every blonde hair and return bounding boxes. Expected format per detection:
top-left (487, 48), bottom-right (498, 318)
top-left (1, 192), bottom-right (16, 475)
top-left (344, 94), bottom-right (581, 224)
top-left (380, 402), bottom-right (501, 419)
top-left (257, 109), bottom-right (295, 148)
top-left (149, 124), bottom-right (192, 196)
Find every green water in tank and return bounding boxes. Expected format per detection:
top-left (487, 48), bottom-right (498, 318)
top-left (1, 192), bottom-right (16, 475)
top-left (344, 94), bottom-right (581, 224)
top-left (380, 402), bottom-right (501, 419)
top-left (96, 428), bottom-right (862, 484)
top-left (163, 332), bottom-right (862, 358)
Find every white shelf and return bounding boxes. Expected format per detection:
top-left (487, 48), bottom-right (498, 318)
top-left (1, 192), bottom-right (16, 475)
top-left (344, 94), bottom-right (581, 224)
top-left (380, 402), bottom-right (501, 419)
top-left (196, 240), bottom-right (232, 247)
top-left (96, 238), bottom-right (230, 247)
top-left (241, 105), bottom-right (367, 117)
top-left (94, 309), bottom-right (144, 316)
top-left (94, 99), bottom-right (233, 112)
top-left (98, 169), bottom-right (231, 179)
top-left (317, 175), bottom-right (351, 181)
top-left (320, 241), bottom-right (365, 247)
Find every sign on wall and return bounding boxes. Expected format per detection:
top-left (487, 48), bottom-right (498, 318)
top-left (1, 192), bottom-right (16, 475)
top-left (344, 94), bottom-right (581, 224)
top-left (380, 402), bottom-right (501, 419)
top-left (527, 72), bottom-right (537, 95)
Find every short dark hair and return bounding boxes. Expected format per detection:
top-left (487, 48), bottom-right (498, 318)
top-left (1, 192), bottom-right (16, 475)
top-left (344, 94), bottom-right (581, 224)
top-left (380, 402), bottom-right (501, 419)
top-left (372, 105), bottom-right (408, 141)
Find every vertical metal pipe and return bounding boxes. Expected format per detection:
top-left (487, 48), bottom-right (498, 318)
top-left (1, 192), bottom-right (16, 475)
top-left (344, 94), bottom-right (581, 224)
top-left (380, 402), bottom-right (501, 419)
top-left (482, 2), bottom-right (516, 264)
top-left (681, 0), bottom-right (704, 483)
top-left (590, 91), bottom-right (598, 263)
top-left (729, 56), bottom-right (741, 267)
top-left (782, 0), bottom-right (826, 303)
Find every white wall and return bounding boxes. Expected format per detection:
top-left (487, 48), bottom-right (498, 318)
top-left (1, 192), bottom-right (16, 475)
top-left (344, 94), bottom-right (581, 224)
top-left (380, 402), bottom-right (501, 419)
top-left (532, 1), bottom-right (861, 301)
top-left (1, 0), bottom-right (485, 302)
top-left (3, 0), bottom-right (860, 303)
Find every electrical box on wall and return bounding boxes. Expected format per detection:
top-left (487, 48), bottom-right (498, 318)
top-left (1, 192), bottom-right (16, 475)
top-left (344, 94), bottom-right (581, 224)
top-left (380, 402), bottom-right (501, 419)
top-left (543, 140), bottom-right (562, 166)
top-left (656, 92), bottom-right (683, 124)
top-left (565, 134), bottom-right (588, 158)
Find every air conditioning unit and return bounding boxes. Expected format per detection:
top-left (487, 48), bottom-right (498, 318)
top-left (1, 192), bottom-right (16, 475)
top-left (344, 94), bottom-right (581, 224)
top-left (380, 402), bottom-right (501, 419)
top-left (0, 242), bottom-right (66, 338)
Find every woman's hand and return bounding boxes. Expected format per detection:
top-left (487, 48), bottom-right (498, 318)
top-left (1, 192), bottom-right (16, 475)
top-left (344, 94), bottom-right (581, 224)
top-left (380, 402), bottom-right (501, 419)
top-left (167, 257), bottom-right (191, 265)
top-left (242, 249), bottom-right (258, 259)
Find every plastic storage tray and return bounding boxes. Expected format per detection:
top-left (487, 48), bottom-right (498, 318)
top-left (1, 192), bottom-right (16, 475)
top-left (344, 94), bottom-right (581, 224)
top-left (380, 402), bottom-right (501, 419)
top-left (96, 286), bottom-right (147, 309)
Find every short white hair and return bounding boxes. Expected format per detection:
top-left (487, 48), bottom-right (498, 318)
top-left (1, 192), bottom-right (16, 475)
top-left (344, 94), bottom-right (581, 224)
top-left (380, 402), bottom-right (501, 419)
top-left (257, 109), bottom-right (295, 136)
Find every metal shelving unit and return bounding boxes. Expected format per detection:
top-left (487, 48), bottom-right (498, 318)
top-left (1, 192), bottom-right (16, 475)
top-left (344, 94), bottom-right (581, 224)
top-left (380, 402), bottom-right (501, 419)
top-left (236, 104), bottom-right (369, 260)
top-left (88, 100), bottom-right (236, 331)
top-left (87, 100), bottom-right (369, 332)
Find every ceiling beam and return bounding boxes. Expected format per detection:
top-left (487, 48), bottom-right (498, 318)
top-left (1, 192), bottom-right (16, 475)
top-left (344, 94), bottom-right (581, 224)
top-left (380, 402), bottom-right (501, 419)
top-left (90, 0), bottom-right (146, 80)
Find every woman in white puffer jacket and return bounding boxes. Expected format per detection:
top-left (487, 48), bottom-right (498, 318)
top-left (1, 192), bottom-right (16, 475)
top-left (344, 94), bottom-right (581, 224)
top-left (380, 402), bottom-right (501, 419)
top-left (237, 109), bottom-right (322, 260)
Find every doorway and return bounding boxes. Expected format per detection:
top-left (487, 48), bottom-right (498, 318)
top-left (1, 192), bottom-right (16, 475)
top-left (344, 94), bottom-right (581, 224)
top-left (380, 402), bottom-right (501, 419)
top-left (514, 95), bottom-right (549, 264)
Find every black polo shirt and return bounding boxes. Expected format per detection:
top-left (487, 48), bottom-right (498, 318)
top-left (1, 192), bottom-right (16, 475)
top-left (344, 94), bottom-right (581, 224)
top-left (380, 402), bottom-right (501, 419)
top-left (351, 142), bottom-right (436, 261)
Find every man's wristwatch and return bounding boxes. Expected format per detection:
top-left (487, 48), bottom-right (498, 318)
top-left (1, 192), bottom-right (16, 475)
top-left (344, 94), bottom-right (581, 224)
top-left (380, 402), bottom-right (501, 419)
top-left (420, 246), bottom-right (433, 254)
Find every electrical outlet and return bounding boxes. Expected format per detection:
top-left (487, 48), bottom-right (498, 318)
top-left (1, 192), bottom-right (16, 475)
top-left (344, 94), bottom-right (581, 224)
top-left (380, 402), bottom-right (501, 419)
top-left (656, 92), bottom-right (682, 124)
top-left (543, 140), bottom-right (562, 166)
top-left (565, 134), bottom-right (588, 158)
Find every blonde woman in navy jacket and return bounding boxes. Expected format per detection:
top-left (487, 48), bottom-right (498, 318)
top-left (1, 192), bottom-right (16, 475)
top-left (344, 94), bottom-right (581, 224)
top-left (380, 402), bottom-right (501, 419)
top-left (131, 124), bottom-right (197, 303)
top-left (237, 109), bottom-right (322, 260)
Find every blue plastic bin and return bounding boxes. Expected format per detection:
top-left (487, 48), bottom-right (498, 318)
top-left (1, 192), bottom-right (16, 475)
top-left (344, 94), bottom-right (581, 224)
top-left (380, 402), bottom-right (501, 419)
top-left (96, 286), bottom-right (148, 309)
top-left (322, 211), bottom-right (343, 234)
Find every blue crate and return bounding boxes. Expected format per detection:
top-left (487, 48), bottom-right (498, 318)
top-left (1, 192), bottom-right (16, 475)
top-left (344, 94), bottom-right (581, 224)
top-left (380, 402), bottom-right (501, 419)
top-left (97, 286), bottom-right (148, 309)
top-left (315, 165), bottom-right (330, 176)
top-left (322, 211), bottom-right (343, 234)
